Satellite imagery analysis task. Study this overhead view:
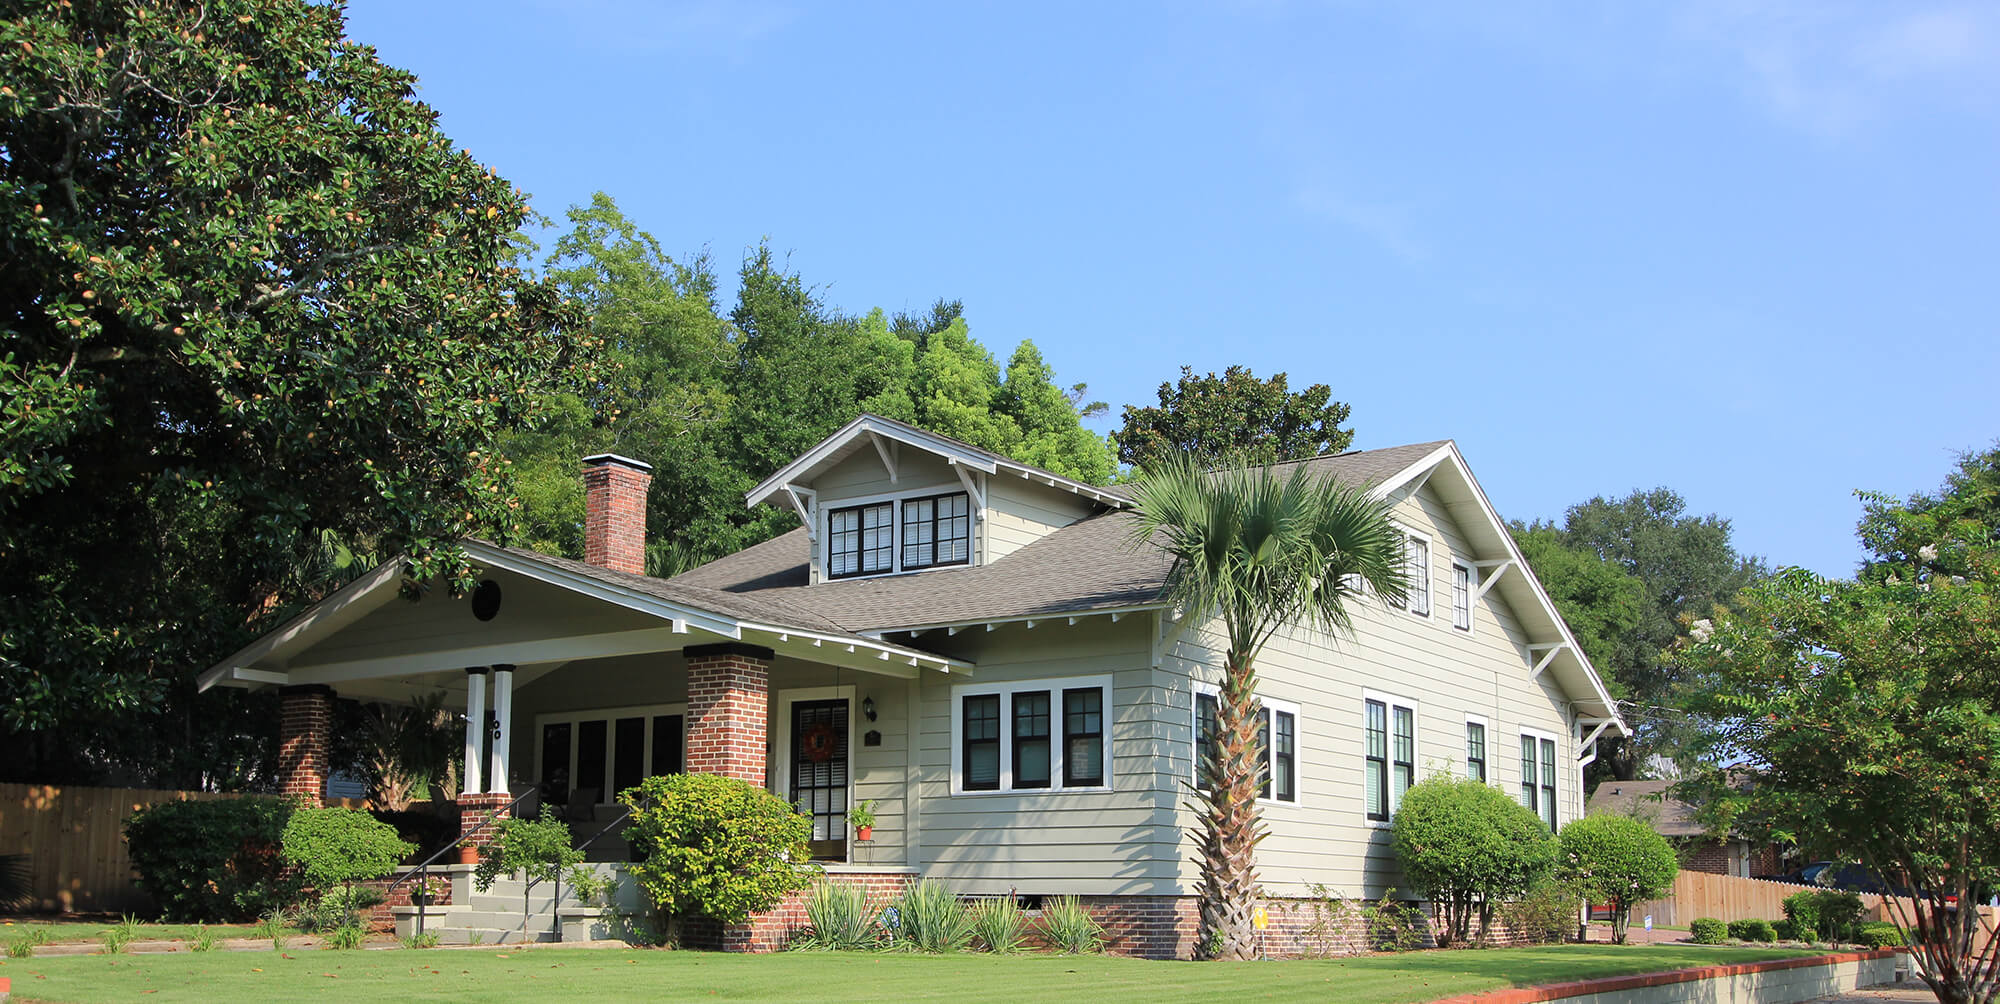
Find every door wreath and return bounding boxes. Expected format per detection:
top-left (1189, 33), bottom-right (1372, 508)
top-left (800, 723), bottom-right (839, 763)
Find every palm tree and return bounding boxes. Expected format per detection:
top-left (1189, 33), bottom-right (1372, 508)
top-left (1129, 456), bottom-right (1407, 960)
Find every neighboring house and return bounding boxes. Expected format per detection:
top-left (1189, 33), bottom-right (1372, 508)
top-left (201, 413), bottom-right (1626, 956)
top-left (1585, 778), bottom-right (1787, 878)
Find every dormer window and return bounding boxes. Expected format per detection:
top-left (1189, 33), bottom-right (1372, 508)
top-left (902, 492), bottom-right (971, 570)
top-left (828, 502), bottom-right (894, 578)
top-left (826, 491), bottom-right (973, 580)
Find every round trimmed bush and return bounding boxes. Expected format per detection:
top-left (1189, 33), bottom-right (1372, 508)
top-left (1728, 918), bottom-right (1778, 943)
top-left (1557, 814), bottom-right (1678, 945)
top-left (620, 773), bottom-right (815, 939)
top-left (1394, 777), bottom-right (1557, 947)
top-left (1690, 917), bottom-right (1728, 943)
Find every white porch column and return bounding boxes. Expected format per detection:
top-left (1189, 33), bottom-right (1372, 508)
top-left (487, 664), bottom-right (514, 795)
top-left (462, 666), bottom-right (488, 796)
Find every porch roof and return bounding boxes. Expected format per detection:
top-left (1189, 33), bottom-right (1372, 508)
top-left (197, 539), bottom-right (973, 695)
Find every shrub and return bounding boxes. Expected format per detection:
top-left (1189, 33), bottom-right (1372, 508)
top-left (125, 798), bottom-right (299, 922)
top-left (474, 807), bottom-right (598, 900)
top-left (970, 896), bottom-right (1026, 953)
top-left (324, 923), bottom-right (367, 950)
top-left (1362, 891), bottom-right (1429, 952)
top-left (1815, 890), bottom-right (1865, 943)
top-left (793, 881), bottom-right (877, 951)
top-left (1859, 922), bottom-right (1906, 948)
top-left (1557, 815), bottom-right (1678, 944)
top-left (1392, 777), bottom-right (1558, 947)
top-left (620, 773), bottom-right (816, 941)
top-left (1781, 890), bottom-right (1823, 944)
top-left (1728, 918), bottom-right (1777, 943)
top-left (282, 807), bottom-right (413, 929)
top-left (894, 879), bottom-right (975, 953)
top-left (1036, 895), bottom-right (1105, 955)
top-left (0, 852), bottom-right (29, 911)
top-left (1500, 876), bottom-right (1579, 945)
top-left (1689, 917), bottom-right (1728, 944)
top-left (1772, 918), bottom-right (1798, 942)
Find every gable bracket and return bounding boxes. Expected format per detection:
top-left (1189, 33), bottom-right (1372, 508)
top-left (783, 485), bottom-right (818, 541)
top-left (1528, 642), bottom-right (1567, 678)
top-left (868, 431), bottom-right (898, 484)
top-left (1576, 718), bottom-right (1614, 761)
top-left (948, 459), bottom-right (987, 516)
top-left (1473, 559), bottom-right (1515, 602)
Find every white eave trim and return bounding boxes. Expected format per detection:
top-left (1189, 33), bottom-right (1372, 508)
top-left (198, 559), bottom-right (405, 692)
top-left (744, 414), bottom-right (1129, 512)
top-left (463, 542), bottom-right (742, 640)
top-left (858, 601), bottom-right (1173, 639)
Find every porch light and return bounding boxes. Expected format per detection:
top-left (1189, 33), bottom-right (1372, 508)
top-left (863, 696), bottom-right (877, 721)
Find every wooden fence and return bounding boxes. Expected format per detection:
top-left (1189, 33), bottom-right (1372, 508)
top-left (0, 783), bottom-right (363, 915)
top-left (1638, 870), bottom-right (1998, 954)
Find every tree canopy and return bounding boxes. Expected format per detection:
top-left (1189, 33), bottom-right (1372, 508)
top-left (0, 0), bottom-right (590, 782)
top-left (1678, 448), bottom-right (2000, 1004)
top-left (1513, 488), bottom-right (1765, 783)
top-left (1114, 365), bottom-right (1352, 472)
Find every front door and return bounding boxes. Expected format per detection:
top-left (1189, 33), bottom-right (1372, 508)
top-left (789, 698), bottom-right (850, 860)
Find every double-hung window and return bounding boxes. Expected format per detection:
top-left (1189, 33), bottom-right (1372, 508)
top-left (1192, 687), bottom-right (1299, 804)
top-left (827, 502), bottom-right (894, 578)
top-left (1452, 562), bottom-right (1473, 631)
top-left (1364, 692), bottom-right (1416, 821)
top-left (953, 676), bottom-right (1111, 794)
top-left (901, 492), bottom-right (971, 570)
top-left (1466, 717), bottom-right (1487, 782)
top-left (1389, 530), bottom-right (1431, 617)
top-left (1520, 730), bottom-right (1559, 830)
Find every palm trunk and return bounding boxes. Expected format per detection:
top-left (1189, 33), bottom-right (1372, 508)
top-left (1195, 653), bottom-right (1265, 960)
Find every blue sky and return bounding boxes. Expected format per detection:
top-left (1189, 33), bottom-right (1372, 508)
top-left (345, 1), bottom-right (1998, 578)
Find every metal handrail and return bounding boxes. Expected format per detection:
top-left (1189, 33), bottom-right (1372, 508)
top-left (539, 803), bottom-right (635, 942)
top-left (385, 786), bottom-right (539, 939)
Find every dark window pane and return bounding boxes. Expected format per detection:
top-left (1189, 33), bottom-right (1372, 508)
top-left (575, 719), bottom-right (607, 802)
top-left (1392, 706), bottom-right (1414, 807)
top-left (1274, 711), bottom-right (1296, 802)
top-left (1014, 691), bottom-right (1051, 789)
top-left (903, 492), bottom-right (971, 570)
top-left (652, 714), bottom-right (684, 777)
top-left (1195, 692), bottom-right (1219, 792)
top-left (614, 716), bottom-right (645, 798)
top-left (791, 700), bottom-right (849, 844)
top-left (1520, 734), bottom-right (1537, 812)
top-left (1467, 722), bottom-right (1486, 782)
top-left (829, 503), bottom-right (893, 577)
top-left (1062, 688), bottom-right (1104, 787)
top-left (1365, 700), bottom-right (1387, 820)
top-left (540, 722), bottom-right (572, 805)
top-left (964, 694), bottom-right (1001, 791)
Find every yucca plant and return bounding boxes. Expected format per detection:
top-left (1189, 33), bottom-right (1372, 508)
top-left (970, 895), bottom-right (1026, 953)
top-left (1035, 895), bottom-right (1106, 955)
top-left (893, 880), bottom-right (974, 953)
top-left (1129, 456), bottom-right (1405, 960)
top-left (793, 880), bottom-right (878, 951)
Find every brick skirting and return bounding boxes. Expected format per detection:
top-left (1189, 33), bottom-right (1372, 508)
top-left (679, 871), bottom-right (918, 952)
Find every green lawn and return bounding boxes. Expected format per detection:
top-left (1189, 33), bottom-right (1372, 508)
top-left (2, 919), bottom-right (275, 946)
top-left (0, 944), bottom-right (1817, 1004)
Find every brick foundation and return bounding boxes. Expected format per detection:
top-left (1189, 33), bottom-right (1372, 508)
top-left (683, 643), bottom-right (771, 786)
top-left (679, 871), bottom-right (918, 952)
top-left (457, 791), bottom-right (514, 848)
top-left (277, 685), bottom-right (335, 806)
top-left (361, 868), bottom-right (456, 932)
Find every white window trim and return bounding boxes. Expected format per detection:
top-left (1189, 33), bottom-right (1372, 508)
top-left (1189, 684), bottom-right (1303, 808)
top-left (1519, 725), bottom-right (1562, 828)
top-left (1464, 713), bottom-right (1490, 783)
top-left (1363, 689), bottom-right (1418, 827)
top-left (774, 686), bottom-right (857, 845)
top-left (822, 481), bottom-right (973, 581)
top-left (1451, 560), bottom-right (1476, 634)
top-left (1388, 524), bottom-right (1433, 620)
top-left (534, 702), bottom-right (688, 807)
top-left (950, 674), bottom-right (1113, 796)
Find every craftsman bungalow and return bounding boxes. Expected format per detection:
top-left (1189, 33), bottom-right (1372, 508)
top-left (200, 414), bottom-right (1625, 955)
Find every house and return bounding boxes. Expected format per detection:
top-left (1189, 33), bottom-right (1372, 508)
top-left (1585, 778), bottom-right (1789, 879)
top-left (200, 414), bottom-right (1626, 956)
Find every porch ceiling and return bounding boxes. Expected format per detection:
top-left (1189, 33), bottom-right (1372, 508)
top-left (199, 543), bottom-right (973, 695)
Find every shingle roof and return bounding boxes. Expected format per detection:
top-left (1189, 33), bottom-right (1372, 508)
top-left (1585, 779), bottom-right (1706, 837)
top-left (668, 439), bottom-right (1450, 633)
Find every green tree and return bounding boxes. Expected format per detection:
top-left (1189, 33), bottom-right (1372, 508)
top-left (1393, 777), bottom-right (1557, 947)
top-left (0, 0), bottom-right (590, 783)
top-left (1558, 814), bottom-right (1678, 945)
top-left (1518, 489), bottom-right (1765, 783)
top-left (1678, 451), bottom-right (2000, 1004)
top-left (1509, 523), bottom-right (1646, 687)
top-left (620, 773), bottom-right (816, 942)
top-left (1129, 457), bottom-right (1405, 960)
top-left (1114, 365), bottom-right (1353, 472)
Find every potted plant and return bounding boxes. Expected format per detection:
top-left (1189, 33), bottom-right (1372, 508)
top-left (409, 874), bottom-right (446, 907)
top-left (848, 800), bottom-right (877, 841)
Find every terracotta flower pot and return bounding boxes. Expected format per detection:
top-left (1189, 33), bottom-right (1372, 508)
top-left (856, 825), bottom-right (873, 841)
top-left (457, 844), bottom-right (479, 865)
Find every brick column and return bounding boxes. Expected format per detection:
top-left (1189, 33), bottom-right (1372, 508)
top-left (582, 454), bottom-right (653, 575)
top-left (458, 791), bottom-right (513, 847)
top-left (277, 685), bottom-right (335, 806)
top-left (684, 643), bottom-right (772, 786)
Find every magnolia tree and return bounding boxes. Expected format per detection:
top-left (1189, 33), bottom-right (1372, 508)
top-left (1678, 450), bottom-right (2000, 1004)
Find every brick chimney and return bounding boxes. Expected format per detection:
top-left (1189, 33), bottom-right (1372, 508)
top-left (582, 453), bottom-right (653, 575)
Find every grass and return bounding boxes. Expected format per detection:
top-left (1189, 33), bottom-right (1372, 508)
top-left (0, 943), bottom-right (1820, 1003)
top-left (0, 919), bottom-right (271, 945)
